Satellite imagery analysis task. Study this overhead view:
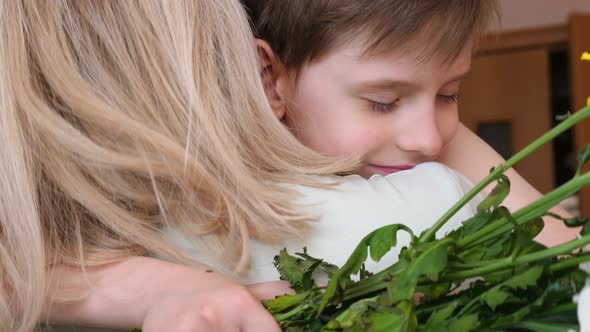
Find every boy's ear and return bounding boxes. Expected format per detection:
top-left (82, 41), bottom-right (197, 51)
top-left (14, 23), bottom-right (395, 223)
top-left (255, 39), bottom-right (289, 120)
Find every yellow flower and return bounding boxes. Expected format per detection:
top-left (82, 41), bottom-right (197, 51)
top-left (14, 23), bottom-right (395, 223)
top-left (583, 52), bottom-right (590, 61)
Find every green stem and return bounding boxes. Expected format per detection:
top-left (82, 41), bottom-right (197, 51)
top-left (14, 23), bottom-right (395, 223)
top-left (341, 264), bottom-right (406, 302)
top-left (420, 169), bottom-right (503, 242)
top-left (548, 253), bottom-right (590, 272)
top-left (532, 303), bottom-right (577, 316)
top-left (322, 246), bottom-right (590, 313)
top-left (489, 303), bottom-right (578, 330)
top-left (458, 172), bottom-right (590, 249)
top-left (422, 105), bottom-right (590, 243)
top-left (344, 228), bottom-right (590, 303)
top-left (450, 252), bottom-right (590, 274)
top-left (443, 233), bottom-right (590, 281)
top-left (274, 304), bottom-right (313, 323)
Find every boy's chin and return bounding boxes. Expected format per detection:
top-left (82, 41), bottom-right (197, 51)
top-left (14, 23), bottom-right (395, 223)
top-left (356, 167), bottom-right (396, 179)
top-left (360, 165), bottom-right (413, 178)
top-left (354, 167), bottom-right (375, 179)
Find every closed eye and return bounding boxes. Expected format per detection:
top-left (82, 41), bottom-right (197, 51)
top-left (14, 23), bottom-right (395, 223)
top-left (370, 98), bottom-right (401, 113)
top-left (439, 94), bottom-right (459, 104)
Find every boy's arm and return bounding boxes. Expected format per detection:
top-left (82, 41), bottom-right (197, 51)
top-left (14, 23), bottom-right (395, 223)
top-left (43, 256), bottom-right (282, 330)
top-left (438, 123), bottom-right (579, 246)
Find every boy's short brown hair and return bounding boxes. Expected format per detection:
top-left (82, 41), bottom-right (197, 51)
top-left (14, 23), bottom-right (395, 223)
top-left (243, 0), bottom-right (499, 70)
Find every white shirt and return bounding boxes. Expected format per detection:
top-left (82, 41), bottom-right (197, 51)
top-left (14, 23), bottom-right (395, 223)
top-left (162, 162), bottom-right (482, 284)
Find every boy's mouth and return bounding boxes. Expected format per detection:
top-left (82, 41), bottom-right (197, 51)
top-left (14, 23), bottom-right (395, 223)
top-left (367, 164), bottom-right (415, 175)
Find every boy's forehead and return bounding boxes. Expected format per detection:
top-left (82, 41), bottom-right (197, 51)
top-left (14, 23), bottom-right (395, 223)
top-left (327, 34), bottom-right (474, 72)
top-left (295, 35), bottom-right (473, 92)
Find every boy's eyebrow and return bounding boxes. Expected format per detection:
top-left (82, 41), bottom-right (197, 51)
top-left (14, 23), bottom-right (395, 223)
top-left (354, 70), bottom-right (471, 92)
top-left (353, 79), bottom-right (419, 92)
top-left (444, 70), bottom-right (472, 85)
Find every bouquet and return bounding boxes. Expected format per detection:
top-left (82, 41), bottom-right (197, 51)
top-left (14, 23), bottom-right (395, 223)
top-left (264, 54), bottom-right (590, 332)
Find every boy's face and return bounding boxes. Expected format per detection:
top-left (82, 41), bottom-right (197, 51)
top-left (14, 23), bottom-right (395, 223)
top-left (265, 37), bottom-right (472, 178)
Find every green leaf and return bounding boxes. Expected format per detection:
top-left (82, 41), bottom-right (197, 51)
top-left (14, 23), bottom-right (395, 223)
top-left (523, 217), bottom-right (545, 238)
top-left (365, 311), bottom-right (408, 332)
top-left (368, 301), bottom-right (417, 332)
top-left (507, 227), bottom-right (542, 260)
top-left (459, 266), bottom-right (544, 315)
top-left (499, 265), bottom-right (544, 290)
top-left (317, 224), bottom-right (414, 315)
top-left (273, 248), bottom-right (336, 293)
top-left (564, 217), bottom-right (589, 227)
top-left (477, 175), bottom-right (510, 213)
top-left (491, 282), bottom-right (576, 328)
top-left (420, 302), bottom-right (458, 330)
top-left (323, 298), bottom-right (417, 332)
top-left (264, 291), bottom-right (311, 313)
top-left (369, 225), bottom-right (404, 261)
top-left (545, 212), bottom-right (590, 228)
top-left (322, 297), bottom-right (378, 330)
top-left (447, 314), bottom-right (479, 332)
top-left (456, 232), bottom-right (511, 265)
top-left (481, 289), bottom-right (511, 310)
top-left (419, 303), bottom-right (479, 332)
top-left (417, 282), bottom-right (452, 301)
top-left (412, 240), bottom-right (452, 282)
top-left (386, 239), bottom-right (452, 305)
top-left (273, 249), bottom-right (310, 293)
top-left (452, 212), bottom-right (493, 240)
top-left (296, 249), bottom-right (340, 278)
top-left (302, 259), bottom-right (323, 290)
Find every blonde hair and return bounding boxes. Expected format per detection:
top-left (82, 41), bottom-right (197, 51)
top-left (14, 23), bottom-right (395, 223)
top-left (0, 0), bottom-right (357, 330)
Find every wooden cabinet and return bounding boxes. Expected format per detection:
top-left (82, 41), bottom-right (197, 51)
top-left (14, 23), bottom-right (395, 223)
top-left (460, 49), bottom-right (554, 193)
top-left (459, 15), bottom-right (590, 215)
top-left (570, 15), bottom-right (590, 217)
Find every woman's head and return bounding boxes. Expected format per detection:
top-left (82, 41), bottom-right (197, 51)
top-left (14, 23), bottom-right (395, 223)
top-left (0, 0), bottom-right (355, 329)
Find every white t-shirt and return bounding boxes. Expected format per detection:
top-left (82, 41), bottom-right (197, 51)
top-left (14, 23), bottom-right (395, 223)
top-left (162, 162), bottom-right (482, 284)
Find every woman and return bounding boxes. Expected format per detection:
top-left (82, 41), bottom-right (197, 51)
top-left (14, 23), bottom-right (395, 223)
top-left (1, 0), bottom-right (358, 330)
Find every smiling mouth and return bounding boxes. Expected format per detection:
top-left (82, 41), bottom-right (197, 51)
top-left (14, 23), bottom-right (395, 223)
top-left (368, 164), bottom-right (415, 175)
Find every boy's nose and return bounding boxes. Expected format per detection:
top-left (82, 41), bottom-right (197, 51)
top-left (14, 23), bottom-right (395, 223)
top-left (395, 112), bottom-right (444, 159)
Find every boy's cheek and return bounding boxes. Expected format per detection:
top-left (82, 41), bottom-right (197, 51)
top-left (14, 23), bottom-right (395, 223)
top-left (303, 126), bottom-right (376, 158)
top-left (438, 110), bottom-right (460, 146)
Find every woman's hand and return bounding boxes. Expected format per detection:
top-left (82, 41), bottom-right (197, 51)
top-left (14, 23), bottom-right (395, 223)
top-left (142, 273), bottom-right (281, 332)
top-left (248, 280), bottom-right (295, 301)
top-left (45, 257), bottom-right (280, 331)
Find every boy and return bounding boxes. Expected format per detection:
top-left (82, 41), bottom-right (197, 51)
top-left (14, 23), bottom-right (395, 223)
top-left (243, 0), bottom-right (578, 246)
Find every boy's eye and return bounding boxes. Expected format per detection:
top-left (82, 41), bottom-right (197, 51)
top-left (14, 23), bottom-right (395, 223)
top-left (439, 93), bottom-right (459, 104)
top-left (370, 98), bottom-right (400, 113)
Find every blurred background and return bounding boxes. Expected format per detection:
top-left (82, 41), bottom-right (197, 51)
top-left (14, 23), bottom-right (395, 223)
top-left (460, 0), bottom-right (590, 217)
